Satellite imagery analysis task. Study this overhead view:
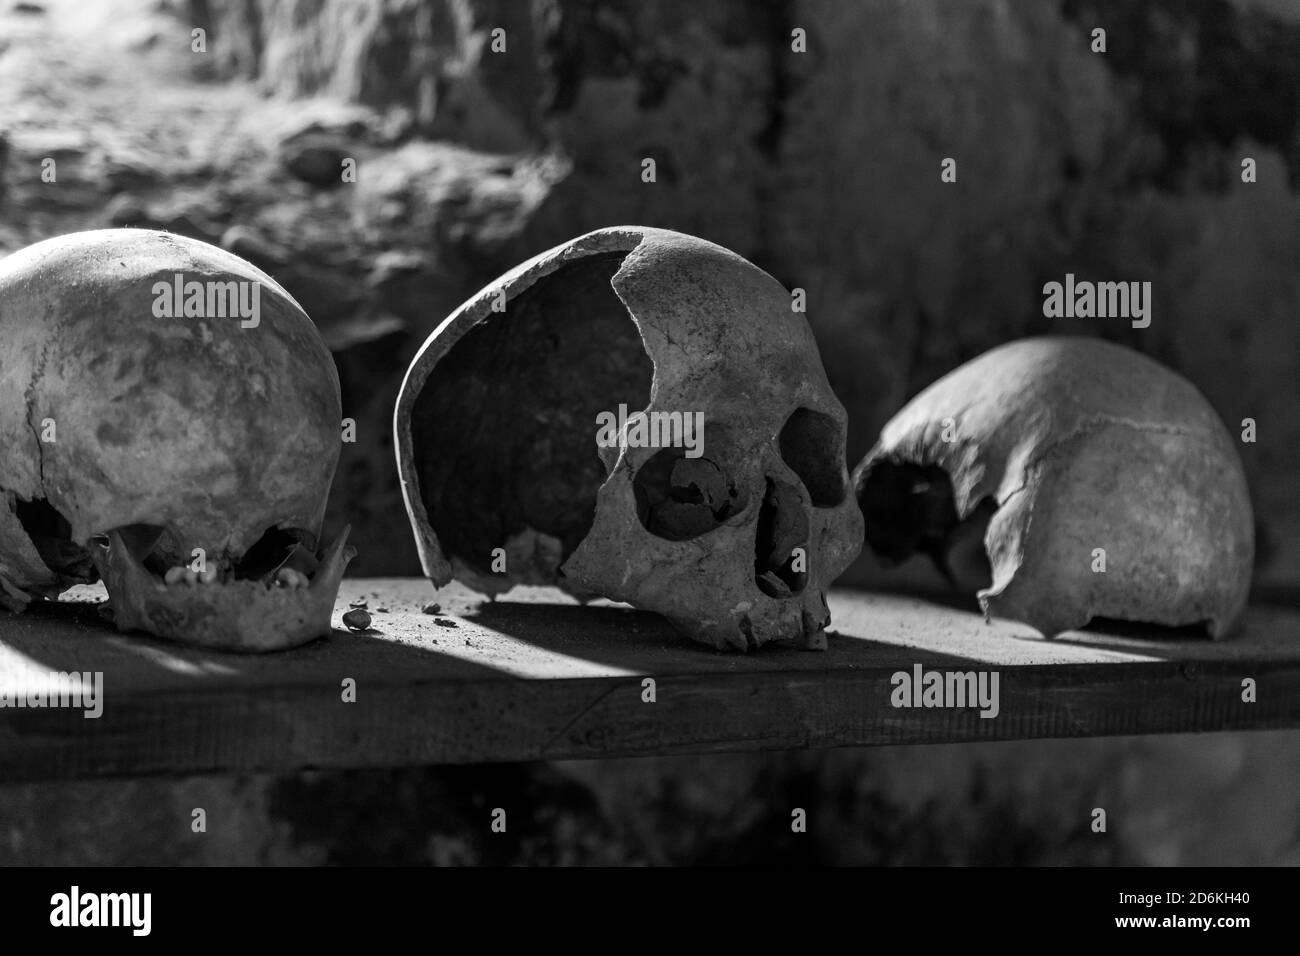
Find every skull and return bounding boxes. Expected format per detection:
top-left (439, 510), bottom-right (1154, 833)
top-left (853, 336), bottom-right (1253, 638)
top-left (0, 229), bottom-right (353, 651)
top-left (395, 226), bottom-right (862, 650)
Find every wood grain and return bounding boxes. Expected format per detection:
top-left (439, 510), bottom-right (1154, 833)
top-left (0, 580), bottom-right (1297, 781)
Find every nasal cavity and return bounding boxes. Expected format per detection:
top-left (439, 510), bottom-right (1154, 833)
top-left (754, 477), bottom-right (810, 599)
top-left (778, 408), bottom-right (847, 507)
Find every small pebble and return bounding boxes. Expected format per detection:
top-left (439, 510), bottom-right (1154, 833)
top-left (342, 608), bottom-right (371, 631)
top-left (422, 603), bottom-right (441, 615)
top-left (433, 618), bottom-right (457, 629)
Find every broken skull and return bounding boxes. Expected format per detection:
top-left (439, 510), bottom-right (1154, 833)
top-left (395, 226), bottom-right (863, 651)
top-left (854, 336), bottom-right (1253, 638)
top-left (0, 229), bottom-right (353, 651)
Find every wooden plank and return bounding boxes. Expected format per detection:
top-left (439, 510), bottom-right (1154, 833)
top-left (0, 579), bottom-right (1297, 781)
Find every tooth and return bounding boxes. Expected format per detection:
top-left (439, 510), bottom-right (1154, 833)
top-left (184, 568), bottom-right (199, 585)
top-left (276, 568), bottom-right (308, 589)
top-left (93, 526), bottom-right (356, 652)
top-left (199, 565), bottom-right (220, 585)
top-left (164, 567), bottom-right (187, 586)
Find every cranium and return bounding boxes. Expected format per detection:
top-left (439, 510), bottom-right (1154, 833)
top-left (395, 226), bottom-right (863, 650)
top-left (854, 336), bottom-right (1253, 638)
top-left (0, 229), bottom-right (353, 651)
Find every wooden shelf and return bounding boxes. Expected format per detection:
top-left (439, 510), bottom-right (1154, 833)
top-left (1, 579), bottom-right (1298, 781)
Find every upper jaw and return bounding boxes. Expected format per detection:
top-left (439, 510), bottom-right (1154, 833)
top-left (91, 525), bottom-right (355, 652)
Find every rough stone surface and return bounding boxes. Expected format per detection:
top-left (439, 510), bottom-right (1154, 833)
top-left (175, 0), bottom-right (1300, 590)
top-left (5, 731), bottom-right (1300, 864)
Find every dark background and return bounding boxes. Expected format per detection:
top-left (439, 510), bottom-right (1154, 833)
top-left (0, 0), bottom-right (1297, 864)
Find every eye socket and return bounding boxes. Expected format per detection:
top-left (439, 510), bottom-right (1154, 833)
top-left (857, 459), bottom-right (952, 563)
top-left (633, 448), bottom-right (747, 541)
top-left (778, 407), bottom-right (848, 507)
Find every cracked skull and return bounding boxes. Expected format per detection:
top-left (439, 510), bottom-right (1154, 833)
top-left (0, 229), bottom-right (353, 651)
top-left (854, 336), bottom-right (1254, 638)
top-left (395, 226), bottom-right (863, 650)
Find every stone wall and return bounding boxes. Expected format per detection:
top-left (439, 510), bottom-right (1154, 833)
top-left (194, 0), bottom-right (1300, 588)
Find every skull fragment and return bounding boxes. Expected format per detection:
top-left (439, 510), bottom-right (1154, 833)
top-left (853, 336), bottom-right (1253, 638)
top-left (395, 226), bottom-right (863, 650)
top-left (0, 229), bottom-right (353, 651)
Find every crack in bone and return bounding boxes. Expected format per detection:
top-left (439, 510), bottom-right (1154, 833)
top-left (23, 335), bottom-right (56, 492)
